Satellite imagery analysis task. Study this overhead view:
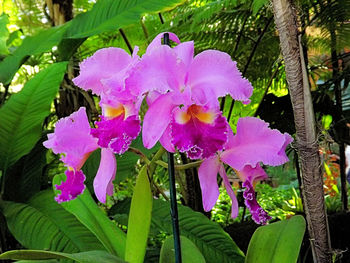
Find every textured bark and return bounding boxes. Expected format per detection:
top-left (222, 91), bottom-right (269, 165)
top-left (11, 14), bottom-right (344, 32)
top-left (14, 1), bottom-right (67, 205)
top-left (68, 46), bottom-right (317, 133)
top-left (272, 0), bottom-right (332, 262)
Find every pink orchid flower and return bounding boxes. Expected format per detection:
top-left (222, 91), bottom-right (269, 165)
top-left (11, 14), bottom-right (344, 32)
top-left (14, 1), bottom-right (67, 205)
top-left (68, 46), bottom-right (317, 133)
top-left (198, 117), bottom-right (293, 224)
top-left (43, 107), bottom-right (117, 203)
top-left (127, 32), bottom-right (253, 159)
top-left (73, 47), bottom-right (142, 155)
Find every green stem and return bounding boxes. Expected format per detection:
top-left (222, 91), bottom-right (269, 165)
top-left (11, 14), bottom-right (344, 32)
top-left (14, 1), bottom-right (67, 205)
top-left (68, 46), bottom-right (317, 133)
top-left (156, 160), bottom-right (203, 170)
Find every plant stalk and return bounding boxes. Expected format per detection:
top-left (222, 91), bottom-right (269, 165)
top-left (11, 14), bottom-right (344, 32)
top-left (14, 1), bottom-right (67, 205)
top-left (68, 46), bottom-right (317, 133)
top-left (163, 32), bottom-right (182, 263)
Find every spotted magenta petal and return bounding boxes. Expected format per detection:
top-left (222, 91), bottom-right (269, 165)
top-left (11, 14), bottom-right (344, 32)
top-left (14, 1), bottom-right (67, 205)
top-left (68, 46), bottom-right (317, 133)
top-left (243, 180), bottom-right (271, 225)
top-left (91, 114), bottom-right (141, 154)
top-left (73, 48), bottom-right (136, 96)
top-left (171, 105), bottom-right (228, 159)
top-left (43, 107), bottom-right (98, 170)
top-left (221, 117), bottom-right (293, 171)
top-left (55, 170), bottom-right (86, 203)
top-left (187, 50), bottom-right (253, 105)
top-left (94, 148), bottom-right (117, 203)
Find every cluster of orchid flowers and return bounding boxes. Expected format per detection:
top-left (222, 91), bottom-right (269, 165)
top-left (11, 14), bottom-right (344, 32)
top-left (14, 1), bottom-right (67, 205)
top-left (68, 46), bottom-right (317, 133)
top-left (44, 32), bottom-right (292, 225)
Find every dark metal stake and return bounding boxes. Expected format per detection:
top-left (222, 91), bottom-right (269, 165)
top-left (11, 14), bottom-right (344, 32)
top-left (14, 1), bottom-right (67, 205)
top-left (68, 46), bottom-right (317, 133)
top-left (163, 32), bottom-right (182, 263)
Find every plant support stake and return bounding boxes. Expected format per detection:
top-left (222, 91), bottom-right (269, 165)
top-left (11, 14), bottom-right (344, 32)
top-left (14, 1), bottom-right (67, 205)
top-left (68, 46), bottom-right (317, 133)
top-left (163, 32), bottom-right (182, 263)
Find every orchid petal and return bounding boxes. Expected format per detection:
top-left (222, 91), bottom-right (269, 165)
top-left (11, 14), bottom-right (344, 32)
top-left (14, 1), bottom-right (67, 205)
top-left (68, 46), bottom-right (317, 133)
top-left (94, 148), bottom-right (117, 203)
top-left (55, 170), bottom-right (86, 203)
top-left (187, 50), bottom-right (253, 105)
top-left (159, 125), bottom-right (175, 152)
top-left (198, 156), bottom-right (221, 212)
top-left (73, 48), bottom-right (132, 96)
top-left (221, 117), bottom-right (293, 171)
top-left (237, 164), bottom-right (268, 184)
top-left (43, 107), bottom-right (98, 170)
top-left (91, 114), bottom-right (141, 154)
top-left (219, 165), bottom-right (239, 218)
top-left (142, 93), bottom-right (177, 149)
top-left (242, 180), bottom-right (271, 225)
top-left (171, 105), bottom-right (228, 159)
top-left (126, 46), bottom-right (186, 96)
top-left (173, 41), bottom-right (194, 69)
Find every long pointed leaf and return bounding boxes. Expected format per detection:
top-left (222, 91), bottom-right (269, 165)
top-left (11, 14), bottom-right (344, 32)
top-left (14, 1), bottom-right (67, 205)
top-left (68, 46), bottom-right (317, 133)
top-left (0, 62), bottom-right (67, 171)
top-left (245, 215), bottom-right (306, 263)
top-left (0, 190), bottom-right (104, 252)
top-left (53, 174), bottom-right (126, 258)
top-left (125, 165), bottom-right (152, 263)
top-left (0, 250), bottom-right (126, 263)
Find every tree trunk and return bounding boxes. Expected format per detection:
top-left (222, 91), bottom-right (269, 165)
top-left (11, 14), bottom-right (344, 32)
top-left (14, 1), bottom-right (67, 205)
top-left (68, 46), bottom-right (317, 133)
top-left (271, 0), bottom-right (332, 262)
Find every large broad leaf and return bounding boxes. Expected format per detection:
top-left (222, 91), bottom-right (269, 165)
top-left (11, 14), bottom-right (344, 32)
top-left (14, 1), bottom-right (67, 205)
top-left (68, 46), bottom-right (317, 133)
top-left (0, 0), bottom-right (185, 85)
top-left (64, 0), bottom-right (185, 38)
top-left (0, 190), bottom-right (105, 253)
top-left (0, 62), bottom-right (67, 172)
top-left (0, 250), bottom-right (125, 263)
top-left (245, 215), bottom-right (306, 263)
top-left (0, 13), bottom-right (9, 55)
top-left (159, 235), bottom-right (206, 263)
top-left (125, 166), bottom-right (152, 263)
top-left (151, 199), bottom-right (245, 263)
top-left (53, 174), bottom-right (126, 258)
top-left (0, 25), bottom-right (68, 84)
top-left (4, 136), bottom-right (47, 202)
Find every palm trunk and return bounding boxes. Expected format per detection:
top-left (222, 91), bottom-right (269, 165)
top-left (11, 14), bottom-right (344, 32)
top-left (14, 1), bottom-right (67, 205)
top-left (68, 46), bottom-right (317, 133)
top-left (271, 0), bottom-right (332, 262)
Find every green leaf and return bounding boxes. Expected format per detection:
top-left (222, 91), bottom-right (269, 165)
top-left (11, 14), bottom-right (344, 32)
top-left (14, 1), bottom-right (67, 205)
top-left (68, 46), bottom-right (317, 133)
top-left (251, 0), bottom-right (269, 15)
top-left (151, 199), bottom-right (245, 263)
top-left (159, 235), bottom-right (206, 263)
top-left (0, 190), bottom-right (105, 252)
top-left (0, 25), bottom-right (68, 84)
top-left (53, 174), bottom-right (126, 258)
top-left (64, 0), bottom-right (185, 39)
top-left (0, 13), bottom-right (9, 55)
top-left (4, 136), bottom-right (47, 202)
top-left (245, 215), bottom-right (306, 263)
top-left (0, 62), bottom-right (67, 172)
top-left (0, 0), bottom-right (185, 85)
top-left (0, 250), bottom-right (126, 263)
top-left (125, 166), bottom-right (152, 263)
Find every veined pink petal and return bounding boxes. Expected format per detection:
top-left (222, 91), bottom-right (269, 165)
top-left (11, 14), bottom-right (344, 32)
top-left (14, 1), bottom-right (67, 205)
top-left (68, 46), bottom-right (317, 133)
top-left (219, 165), bottom-right (239, 218)
top-left (187, 50), bottom-right (253, 105)
top-left (43, 107), bottom-right (98, 170)
top-left (73, 48), bottom-right (132, 96)
top-left (198, 156), bottom-right (221, 212)
top-left (94, 148), bottom-right (117, 203)
top-left (171, 105), bottom-right (228, 159)
top-left (142, 93), bottom-right (178, 149)
top-left (146, 32), bottom-right (181, 52)
top-left (221, 117), bottom-right (293, 171)
top-left (126, 46), bottom-right (186, 96)
top-left (91, 114), bottom-right (141, 154)
top-left (55, 170), bottom-right (86, 203)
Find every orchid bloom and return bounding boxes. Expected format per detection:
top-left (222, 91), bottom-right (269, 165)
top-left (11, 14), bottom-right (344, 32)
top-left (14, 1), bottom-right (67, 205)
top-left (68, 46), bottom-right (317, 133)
top-left (127, 32), bottom-right (253, 159)
top-left (198, 117), bottom-right (293, 224)
top-left (73, 47), bottom-right (142, 155)
top-left (43, 107), bottom-right (117, 203)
